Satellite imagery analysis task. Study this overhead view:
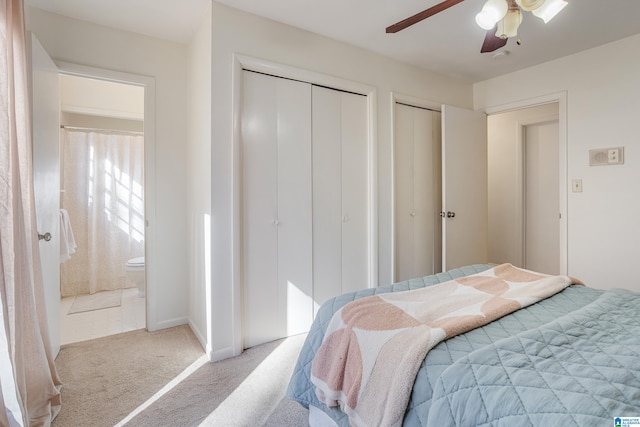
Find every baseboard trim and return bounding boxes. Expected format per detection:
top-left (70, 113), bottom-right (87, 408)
top-left (210, 346), bottom-right (235, 362)
top-left (151, 316), bottom-right (188, 331)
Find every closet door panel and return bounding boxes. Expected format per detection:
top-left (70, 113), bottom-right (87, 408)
top-left (412, 108), bottom-right (435, 277)
top-left (242, 71), bottom-right (281, 346)
top-left (313, 86), bottom-right (369, 305)
top-left (312, 87), bottom-right (342, 310)
top-left (394, 104), bottom-right (441, 282)
top-left (340, 92), bottom-right (369, 293)
top-left (276, 81), bottom-right (313, 336)
top-left (242, 71), bottom-right (313, 348)
top-left (441, 105), bottom-right (488, 271)
top-left (394, 104), bottom-right (415, 281)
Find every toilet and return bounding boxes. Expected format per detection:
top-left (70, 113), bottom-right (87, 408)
top-left (126, 257), bottom-right (145, 297)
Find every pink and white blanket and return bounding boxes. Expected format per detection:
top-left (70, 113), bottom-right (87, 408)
top-left (310, 263), bottom-right (581, 427)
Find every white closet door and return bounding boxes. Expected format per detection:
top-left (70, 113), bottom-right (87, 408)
top-left (394, 104), bottom-right (441, 282)
top-left (394, 104), bottom-right (415, 281)
top-left (312, 86), bottom-right (369, 310)
top-left (441, 105), bottom-right (488, 270)
top-left (241, 71), bottom-right (312, 348)
top-left (340, 91), bottom-right (369, 293)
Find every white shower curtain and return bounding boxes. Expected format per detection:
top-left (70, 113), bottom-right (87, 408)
top-left (1, 0), bottom-right (62, 424)
top-left (60, 129), bottom-right (145, 296)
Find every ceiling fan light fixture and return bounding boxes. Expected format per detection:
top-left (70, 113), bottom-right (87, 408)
top-left (514, 0), bottom-right (545, 12)
top-left (496, 9), bottom-right (523, 39)
top-left (532, 0), bottom-right (568, 23)
top-left (475, 0), bottom-right (509, 30)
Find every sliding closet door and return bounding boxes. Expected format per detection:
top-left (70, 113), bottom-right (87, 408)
top-left (394, 103), bottom-right (441, 282)
top-left (241, 71), bottom-right (313, 348)
top-left (312, 86), bottom-right (369, 310)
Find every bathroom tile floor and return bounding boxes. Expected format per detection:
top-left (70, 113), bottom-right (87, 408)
top-left (60, 287), bottom-right (146, 345)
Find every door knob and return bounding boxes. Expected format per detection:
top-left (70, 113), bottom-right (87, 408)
top-left (446, 211), bottom-right (456, 218)
top-left (38, 232), bottom-right (52, 242)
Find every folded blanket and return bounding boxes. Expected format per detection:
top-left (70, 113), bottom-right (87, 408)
top-left (310, 263), bottom-right (580, 427)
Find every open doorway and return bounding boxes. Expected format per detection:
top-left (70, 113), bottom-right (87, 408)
top-left (487, 102), bottom-right (562, 274)
top-left (58, 74), bottom-right (147, 344)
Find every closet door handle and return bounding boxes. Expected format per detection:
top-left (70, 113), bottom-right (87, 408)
top-left (446, 211), bottom-right (456, 218)
top-left (342, 215), bottom-right (349, 223)
top-left (272, 219), bottom-right (280, 226)
top-left (410, 211), bottom-right (416, 217)
top-left (38, 232), bottom-right (52, 242)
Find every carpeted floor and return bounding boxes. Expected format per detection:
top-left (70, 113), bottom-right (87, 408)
top-left (52, 325), bottom-right (309, 426)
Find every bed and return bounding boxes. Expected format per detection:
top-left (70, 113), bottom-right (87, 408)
top-left (287, 263), bottom-right (640, 426)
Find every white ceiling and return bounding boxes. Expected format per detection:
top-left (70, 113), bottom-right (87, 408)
top-left (25, 0), bottom-right (640, 82)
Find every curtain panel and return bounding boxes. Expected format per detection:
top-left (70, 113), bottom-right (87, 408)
top-left (0, 0), bottom-right (62, 425)
top-left (60, 129), bottom-right (145, 296)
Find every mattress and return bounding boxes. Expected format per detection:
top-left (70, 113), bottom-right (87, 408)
top-left (286, 264), bottom-right (640, 426)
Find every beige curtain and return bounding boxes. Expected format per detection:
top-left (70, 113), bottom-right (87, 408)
top-left (60, 129), bottom-right (145, 296)
top-left (0, 0), bottom-right (62, 425)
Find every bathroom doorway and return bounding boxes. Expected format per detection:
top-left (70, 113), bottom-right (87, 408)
top-left (58, 73), bottom-right (147, 344)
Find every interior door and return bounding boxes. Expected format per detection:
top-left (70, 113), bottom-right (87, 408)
top-left (29, 34), bottom-right (61, 357)
top-left (394, 103), bottom-right (442, 281)
top-left (525, 120), bottom-right (560, 274)
top-left (441, 105), bottom-right (488, 271)
top-left (241, 71), bottom-right (313, 349)
top-left (312, 86), bottom-right (369, 310)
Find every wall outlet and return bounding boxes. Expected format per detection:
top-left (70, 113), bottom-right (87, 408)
top-left (590, 147), bottom-right (624, 166)
top-left (608, 148), bottom-right (620, 163)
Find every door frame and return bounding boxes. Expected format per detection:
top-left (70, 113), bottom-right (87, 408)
top-left (230, 54), bottom-right (378, 358)
top-left (56, 61), bottom-right (158, 330)
top-left (486, 91), bottom-right (568, 275)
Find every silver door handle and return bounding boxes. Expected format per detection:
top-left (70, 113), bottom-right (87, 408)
top-left (447, 211), bottom-right (456, 218)
top-left (38, 232), bottom-right (52, 242)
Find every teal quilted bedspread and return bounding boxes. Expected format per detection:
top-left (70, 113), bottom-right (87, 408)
top-left (427, 288), bottom-right (640, 426)
top-left (286, 264), bottom-right (624, 426)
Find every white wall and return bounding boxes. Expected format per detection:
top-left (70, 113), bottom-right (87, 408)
top-left (26, 7), bottom-right (190, 329)
top-left (186, 5), bottom-right (212, 351)
top-left (209, 3), bottom-right (473, 359)
top-left (475, 33), bottom-right (640, 292)
top-left (60, 74), bottom-right (144, 120)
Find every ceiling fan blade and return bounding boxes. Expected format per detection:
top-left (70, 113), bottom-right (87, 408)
top-left (386, 0), bottom-right (465, 33)
top-left (480, 28), bottom-right (508, 53)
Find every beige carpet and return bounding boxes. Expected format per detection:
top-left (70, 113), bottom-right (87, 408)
top-left (68, 290), bottom-right (122, 314)
top-left (52, 325), bottom-right (309, 427)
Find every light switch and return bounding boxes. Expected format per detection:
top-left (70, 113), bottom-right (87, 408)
top-left (572, 179), bottom-right (582, 193)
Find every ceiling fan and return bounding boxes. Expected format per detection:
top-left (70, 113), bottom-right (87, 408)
top-left (386, 0), bottom-right (568, 53)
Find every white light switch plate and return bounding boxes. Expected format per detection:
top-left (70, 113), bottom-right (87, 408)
top-left (572, 179), bottom-right (582, 193)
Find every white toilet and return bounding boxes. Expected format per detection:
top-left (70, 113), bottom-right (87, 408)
top-left (126, 257), bottom-right (145, 297)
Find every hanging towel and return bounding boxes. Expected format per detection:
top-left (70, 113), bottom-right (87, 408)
top-left (59, 208), bottom-right (77, 263)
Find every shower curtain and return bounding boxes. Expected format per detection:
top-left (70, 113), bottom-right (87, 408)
top-left (60, 129), bottom-right (145, 296)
